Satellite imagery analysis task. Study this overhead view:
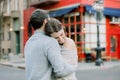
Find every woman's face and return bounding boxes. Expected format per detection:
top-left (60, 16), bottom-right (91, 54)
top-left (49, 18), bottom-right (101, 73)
top-left (50, 29), bottom-right (66, 45)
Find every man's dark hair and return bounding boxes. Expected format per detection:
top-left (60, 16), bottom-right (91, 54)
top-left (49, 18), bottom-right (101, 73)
top-left (29, 9), bottom-right (49, 30)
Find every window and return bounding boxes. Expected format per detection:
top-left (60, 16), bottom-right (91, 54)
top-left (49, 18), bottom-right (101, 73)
top-left (3, 0), bottom-right (11, 14)
top-left (1, 33), bottom-right (4, 41)
top-left (110, 36), bottom-right (116, 52)
top-left (64, 17), bottom-right (68, 24)
top-left (15, 0), bottom-right (19, 10)
top-left (76, 24), bottom-right (81, 32)
top-left (2, 49), bottom-right (4, 54)
top-left (8, 31), bottom-right (11, 40)
top-left (7, 0), bottom-right (11, 14)
top-left (76, 15), bottom-right (80, 22)
top-left (70, 16), bottom-right (74, 23)
top-left (1, 25), bottom-right (4, 40)
top-left (13, 18), bottom-right (20, 31)
top-left (77, 34), bottom-right (81, 42)
top-left (60, 12), bottom-right (83, 49)
top-left (84, 12), bottom-right (106, 52)
top-left (57, 12), bottom-right (85, 55)
top-left (8, 48), bottom-right (11, 53)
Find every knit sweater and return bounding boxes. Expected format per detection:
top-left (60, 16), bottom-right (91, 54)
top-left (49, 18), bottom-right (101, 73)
top-left (24, 31), bottom-right (76, 80)
top-left (56, 45), bottom-right (78, 80)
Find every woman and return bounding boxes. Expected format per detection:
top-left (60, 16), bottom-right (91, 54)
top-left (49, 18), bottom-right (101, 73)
top-left (45, 18), bottom-right (78, 80)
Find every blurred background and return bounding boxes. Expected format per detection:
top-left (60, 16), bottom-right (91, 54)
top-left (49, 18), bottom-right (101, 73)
top-left (0, 0), bottom-right (120, 64)
top-left (0, 0), bottom-right (120, 80)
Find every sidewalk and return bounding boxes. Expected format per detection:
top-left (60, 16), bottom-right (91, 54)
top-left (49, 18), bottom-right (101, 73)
top-left (0, 58), bottom-right (120, 70)
top-left (0, 58), bottom-right (25, 69)
top-left (78, 61), bottom-right (120, 70)
top-left (0, 54), bottom-right (25, 69)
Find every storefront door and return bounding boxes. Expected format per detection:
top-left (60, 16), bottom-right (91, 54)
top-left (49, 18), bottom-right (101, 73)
top-left (110, 34), bottom-right (120, 59)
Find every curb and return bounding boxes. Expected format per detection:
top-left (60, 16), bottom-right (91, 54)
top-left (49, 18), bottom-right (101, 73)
top-left (0, 63), bottom-right (25, 69)
top-left (17, 66), bottom-right (25, 69)
top-left (1, 61), bottom-right (120, 70)
top-left (0, 63), bottom-right (13, 67)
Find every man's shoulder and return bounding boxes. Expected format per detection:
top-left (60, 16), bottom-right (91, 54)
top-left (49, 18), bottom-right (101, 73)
top-left (42, 35), bottom-right (60, 50)
top-left (33, 33), bottom-right (56, 42)
top-left (44, 35), bottom-right (57, 42)
top-left (39, 35), bottom-right (59, 46)
top-left (27, 34), bottom-right (57, 44)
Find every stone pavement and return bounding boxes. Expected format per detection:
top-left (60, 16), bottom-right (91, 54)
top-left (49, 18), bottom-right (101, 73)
top-left (0, 58), bottom-right (120, 70)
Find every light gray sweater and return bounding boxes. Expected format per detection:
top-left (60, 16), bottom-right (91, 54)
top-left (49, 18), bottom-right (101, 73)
top-left (24, 31), bottom-right (76, 80)
top-left (56, 45), bottom-right (78, 80)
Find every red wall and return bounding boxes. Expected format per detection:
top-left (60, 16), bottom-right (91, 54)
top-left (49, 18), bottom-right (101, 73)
top-left (81, 0), bottom-right (120, 9)
top-left (105, 0), bottom-right (120, 9)
top-left (23, 7), bottom-right (35, 46)
top-left (41, 0), bottom-right (81, 10)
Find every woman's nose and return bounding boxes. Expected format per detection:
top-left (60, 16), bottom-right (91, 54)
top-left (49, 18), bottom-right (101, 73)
top-left (58, 36), bottom-right (63, 41)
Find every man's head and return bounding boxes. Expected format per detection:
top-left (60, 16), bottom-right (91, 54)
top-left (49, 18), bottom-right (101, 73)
top-left (30, 9), bottom-right (50, 30)
top-left (45, 18), bottom-right (66, 45)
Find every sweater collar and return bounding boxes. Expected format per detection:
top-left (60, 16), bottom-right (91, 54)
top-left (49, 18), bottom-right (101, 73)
top-left (34, 30), bottom-right (45, 35)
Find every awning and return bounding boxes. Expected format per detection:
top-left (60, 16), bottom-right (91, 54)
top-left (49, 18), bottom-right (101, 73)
top-left (85, 5), bottom-right (120, 17)
top-left (49, 5), bottom-right (79, 17)
top-left (104, 8), bottom-right (120, 17)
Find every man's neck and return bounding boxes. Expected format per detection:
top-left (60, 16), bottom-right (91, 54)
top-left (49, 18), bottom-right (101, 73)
top-left (36, 25), bottom-right (44, 32)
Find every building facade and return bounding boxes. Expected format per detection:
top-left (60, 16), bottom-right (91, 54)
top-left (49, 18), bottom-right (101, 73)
top-left (23, 0), bottom-right (120, 61)
top-left (0, 0), bottom-right (24, 59)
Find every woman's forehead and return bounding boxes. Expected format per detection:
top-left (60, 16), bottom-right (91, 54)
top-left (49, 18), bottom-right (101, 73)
top-left (51, 29), bottom-right (64, 37)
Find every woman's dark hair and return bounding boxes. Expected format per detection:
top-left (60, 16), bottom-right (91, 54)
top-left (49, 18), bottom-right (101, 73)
top-left (45, 18), bottom-right (63, 36)
top-left (29, 9), bottom-right (49, 30)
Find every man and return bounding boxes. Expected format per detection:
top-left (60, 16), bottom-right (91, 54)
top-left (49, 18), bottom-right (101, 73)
top-left (24, 9), bottom-right (76, 80)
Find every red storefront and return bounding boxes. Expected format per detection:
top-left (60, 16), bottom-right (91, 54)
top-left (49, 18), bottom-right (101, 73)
top-left (23, 0), bottom-right (120, 61)
top-left (106, 18), bottom-right (120, 60)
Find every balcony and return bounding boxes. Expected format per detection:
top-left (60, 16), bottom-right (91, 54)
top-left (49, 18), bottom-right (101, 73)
top-left (3, 11), bottom-right (11, 17)
top-left (11, 10), bottom-right (20, 18)
top-left (30, 0), bottom-right (60, 7)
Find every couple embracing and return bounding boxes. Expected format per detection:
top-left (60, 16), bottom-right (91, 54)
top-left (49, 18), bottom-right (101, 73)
top-left (24, 9), bottom-right (78, 80)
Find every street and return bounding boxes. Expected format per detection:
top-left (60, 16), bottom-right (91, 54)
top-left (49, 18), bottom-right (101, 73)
top-left (0, 65), bottom-right (25, 80)
top-left (76, 66), bottom-right (120, 80)
top-left (0, 64), bottom-right (120, 80)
